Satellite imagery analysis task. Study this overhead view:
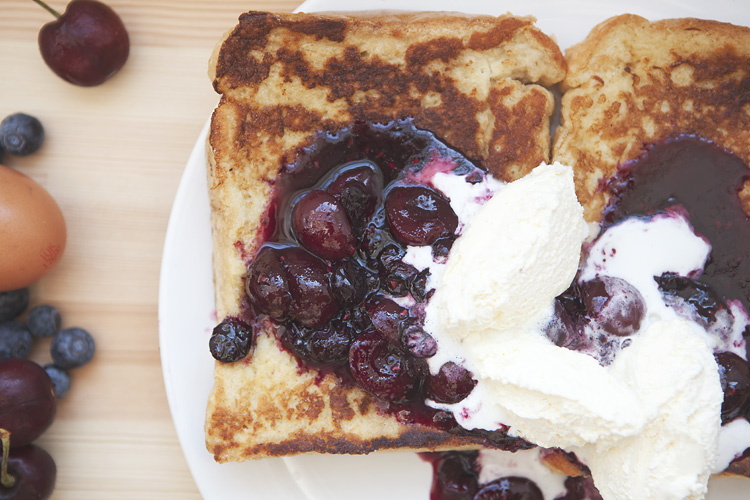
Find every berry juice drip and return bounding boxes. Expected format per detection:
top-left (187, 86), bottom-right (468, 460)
top-left (603, 136), bottom-right (750, 314)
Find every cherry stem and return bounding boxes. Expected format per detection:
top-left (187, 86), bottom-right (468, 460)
top-left (32, 0), bottom-right (62, 19)
top-left (0, 429), bottom-right (15, 489)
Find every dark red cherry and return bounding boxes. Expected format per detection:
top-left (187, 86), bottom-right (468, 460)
top-left (326, 163), bottom-right (381, 232)
top-left (580, 276), bottom-right (645, 337)
top-left (0, 359), bottom-right (56, 448)
top-left (280, 247), bottom-right (339, 328)
top-left (385, 186), bottom-right (458, 246)
top-left (715, 351), bottom-right (750, 424)
top-left (437, 452), bottom-right (479, 500)
top-left (0, 443), bottom-right (56, 500)
top-left (37, 0), bottom-right (129, 86)
top-left (348, 330), bottom-right (418, 403)
top-left (473, 477), bottom-right (544, 500)
top-left (293, 190), bottom-right (356, 261)
top-left (245, 246), bottom-right (291, 320)
top-left (365, 295), bottom-right (408, 345)
top-left (427, 362), bottom-right (477, 404)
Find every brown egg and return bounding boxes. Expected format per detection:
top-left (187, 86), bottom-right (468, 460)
top-left (0, 164), bottom-right (66, 291)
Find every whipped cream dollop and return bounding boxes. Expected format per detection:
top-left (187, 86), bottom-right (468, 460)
top-left (415, 162), bottom-right (728, 500)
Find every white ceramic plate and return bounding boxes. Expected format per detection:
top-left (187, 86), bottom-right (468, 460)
top-left (158, 1), bottom-right (750, 499)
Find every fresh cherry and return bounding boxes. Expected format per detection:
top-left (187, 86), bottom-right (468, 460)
top-left (386, 186), bottom-right (458, 246)
top-left (36, 0), bottom-right (129, 87)
top-left (326, 163), bottom-right (381, 233)
top-left (292, 190), bottom-right (355, 261)
top-left (715, 351), bottom-right (750, 424)
top-left (579, 276), bottom-right (645, 337)
top-left (348, 329), bottom-right (418, 403)
top-left (0, 359), bottom-right (56, 448)
top-left (427, 362), bottom-right (476, 404)
top-left (280, 247), bottom-right (339, 328)
top-left (473, 476), bottom-right (544, 500)
top-left (0, 437), bottom-right (56, 500)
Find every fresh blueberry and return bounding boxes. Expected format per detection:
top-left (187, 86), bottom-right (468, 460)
top-left (0, 113), bottom-right (45, 156)
top-left (43, 364), bottom-right (71, 399)
top-left (209, 318), bottom-right (253, 363)
top-left (27, 304), bottom-right (61, 338)
top-left (0, 321), bottom-right (33, 359)
top-left (0, 288), bottom-right (30, 322)
top-left (50, 327), bottom-right (95, 369)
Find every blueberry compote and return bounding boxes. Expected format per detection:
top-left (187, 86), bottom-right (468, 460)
top-left (227, 119), bottom-right (526, 449)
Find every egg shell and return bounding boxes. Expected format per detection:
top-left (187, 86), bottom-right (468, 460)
top-left (0, 164), bottom-right (66, 291)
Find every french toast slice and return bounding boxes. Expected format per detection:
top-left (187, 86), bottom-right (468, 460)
top-left (205, 10), bottom-right (566, 462)
top-left (552, 14), bottom-right (750, 478)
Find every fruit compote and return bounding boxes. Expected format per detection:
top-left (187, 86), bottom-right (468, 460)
top-left (211, 119), bottom-right (528, 450)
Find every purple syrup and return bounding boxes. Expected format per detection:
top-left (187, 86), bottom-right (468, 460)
top-left (603, 136), bottom-right (750, 315)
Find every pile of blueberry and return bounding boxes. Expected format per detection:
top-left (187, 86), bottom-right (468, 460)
top-left (0, 288), bottom-right (95, 499)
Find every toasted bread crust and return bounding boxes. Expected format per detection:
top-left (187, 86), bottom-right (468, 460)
top-left (205, 10), bottom-right (566, 462)
top-left (553, 14), bottom-right (750, 222)
top-left (552, 14), bottom-right (750, 478)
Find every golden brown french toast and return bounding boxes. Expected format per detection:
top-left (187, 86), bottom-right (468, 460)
top-left (553, 14), bottom-right (750, 223)
top-left (204, 10), bottom-right (566, 462)
top-left (552, 13), bottom-right (750, 479)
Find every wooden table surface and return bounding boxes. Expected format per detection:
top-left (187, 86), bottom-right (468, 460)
top-left (0, 1), bottom-right (300, 498)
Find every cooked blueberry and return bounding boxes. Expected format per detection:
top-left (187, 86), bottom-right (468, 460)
top-left (281, 246), bottom-right (340, 328)
top-left (330, 258), bottom-right (372, 307)
top-left (410, 269), bottom-right (431, 302)
top-left (580, 276), bottom-right (645, 337)
top-left (50, 327), bottom-right (95, 369)
top-left (437, 452), bottom-right (479, 500)
top-left (281, 322), bottom-right (314, 361)
top-left (715, 351), bottom-right (750, 424)
top-left (385, 186), bottom-right (458, 246)
top-left (473, 476), bottom-right (544, 500)
top-left (26, 304), bottom-right (61, 338)
top-left (292, 189), bottom-right (356, 260)
top-left (0, 321), bottom-right (33, 359)
top-left (0, 288), bottom-right (29, 322)
top-left (0, 113), bottom-right (44, 156)
top-left (326, 163), bottom-right (381, 233)
top-left (655, 273), bottom-right (724, 322)
top-left (365, 295), bottom-right (408, 344)
top-left (209, 318), bottom-right (253, 363)
top-left (245, 246), bottom-right (291, 320)
top-left (377, 243), bottom-right (418, 297)
top-left (43, 364), bottom-right (71, 399)
top-left (348, 329), bottom-right (418, 403)
top-left (427, 362), bottom-right (477, 404)
top-left (309, 320), bottom-right (355, 365)
top-left (399, 318), bottom-right (437, 358)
